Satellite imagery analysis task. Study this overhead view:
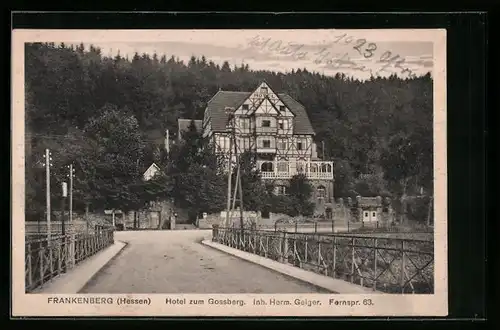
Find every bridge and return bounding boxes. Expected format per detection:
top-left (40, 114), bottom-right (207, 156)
top-left (25, 227), bottom-right (434, 294)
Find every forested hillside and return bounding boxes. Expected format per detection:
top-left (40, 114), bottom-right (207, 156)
top-left (25, 42), bottom-right (433, 221)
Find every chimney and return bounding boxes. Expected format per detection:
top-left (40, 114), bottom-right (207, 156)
top-left (165, 129), bottom-right (170, 154)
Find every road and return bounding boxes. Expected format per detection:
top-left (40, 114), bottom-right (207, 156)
top-left (80, 230), bottom-right (330, 294)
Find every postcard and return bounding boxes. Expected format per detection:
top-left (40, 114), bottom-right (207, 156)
top-left (12, 28), bottom-right (447, 317)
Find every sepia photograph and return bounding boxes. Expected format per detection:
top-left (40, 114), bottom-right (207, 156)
top-left (12, 28), bottom-right (447, 317)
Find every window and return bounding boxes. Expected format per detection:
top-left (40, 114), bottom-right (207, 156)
top-left (261, 87), bottom-right (268, 95)
top-left (262, 140), bottom-right (271, 148)
top-left (262, 120), bottom-right (271, 127)
top-left (297, 142), bottom-right (303, 150)
top-left (317, 186), bottom-right (326, 199)
top-left (364, 212), bottom-right (369, 217)
top-left (278, 120), bottom-right (284, 130)
top-left (279, 105), bottom-right (285, 112)
top-left (276, 185), bottom-right (287, 195)
top-left (261, 162), bottom-right (273, 172)
top-left (239, 118), bottom-right (249, 129)
top-left (242, 104), bottom-right (249, 110)
top-left (372, 212), bottom-right (376, 217)
top-left (242, 138), bottom-right (251, 150)
top-left (277, 139), bottom-right (287, 150)
top-left (277, 162), bottom-right (288, 172)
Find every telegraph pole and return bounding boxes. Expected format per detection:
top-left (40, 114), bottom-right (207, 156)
top-left (61, 181), bottom-right (68, 272)
top-left (225, 135), bottom-right (233, 228)
top-left (61, 182), bottom-right (67, 235)
top-left (225, 108), bottom-right (235, 228)
top-left (68, 163), bottom-right (75, 224)
top-left (43, 149), bottom-right (52, 240)
top-left (232, 128), bottom-right (244, 230)
top-left (225, 107), bottom-right (245, 229)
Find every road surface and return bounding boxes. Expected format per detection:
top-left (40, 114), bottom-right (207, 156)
top-left (80, 230), bottom-right (330, 294)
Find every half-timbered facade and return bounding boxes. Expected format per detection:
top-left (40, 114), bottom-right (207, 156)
top-left (202, 82), bottom-right (335, 216)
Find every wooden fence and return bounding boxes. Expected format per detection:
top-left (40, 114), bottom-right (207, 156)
top-left (212, 226), bottom-right (434, 294)
top-left (25, 228), bottom-right (114, 293)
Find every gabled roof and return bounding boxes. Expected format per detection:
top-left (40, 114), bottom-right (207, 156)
top-left (142, 162), bottom-right (161, 180)
top-left (205, 87), bottom-right (315, 135)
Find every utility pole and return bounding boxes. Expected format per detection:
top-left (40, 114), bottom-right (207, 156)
top-left (225, 108), bottom-right (235, 228)
top-left (43, 149), bottom-right (52, 240)
top-left (232, 128), bottom-right (244, 230)
top-left (225, 107), bottom-right (245, 230)
top-left (61, 182), bottom-right (68, 235)
top-left (61, 181), bottom-right (68, 272)
top-left (225, 136), bottom-right (233, 228)
top-left (68, 163), bottom-right (75, 224)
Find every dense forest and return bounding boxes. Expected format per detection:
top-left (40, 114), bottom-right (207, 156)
top-left (25, 42), bottom-right (433, 222)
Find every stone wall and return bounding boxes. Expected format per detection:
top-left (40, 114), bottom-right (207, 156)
top-left (122, 200), bottom-right (178, 230)
top-left (332, 196), bottom-right (395, 226)
top-left (198, 209), bottom-right (262, 229)
top-left (198, 211), bottom-right (299, 229)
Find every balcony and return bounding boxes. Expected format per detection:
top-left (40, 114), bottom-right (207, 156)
top-left (256, 147), bottom-right (276, 154)
top-left (255, 126), bottom-right (277, 134)
top-left (257, 160), bottom-right (334, 180)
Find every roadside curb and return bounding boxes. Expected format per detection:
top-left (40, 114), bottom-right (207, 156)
top-left (201, 240), bottom-right (379, 294)
top-left (33, 241), bottom-right (127, 294)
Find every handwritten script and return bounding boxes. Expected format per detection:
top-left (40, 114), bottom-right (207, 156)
top-left (247, 34), bottom-right (418, 78)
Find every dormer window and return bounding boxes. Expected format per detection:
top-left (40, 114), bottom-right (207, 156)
top-left (260, 87), bottom-right (268, 95)
top-left (242, 104), bottom-right (249, 110)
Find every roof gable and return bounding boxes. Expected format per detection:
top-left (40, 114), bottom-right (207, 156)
top-left (205, 83), bottom-right (315, 135)
top-left (253, 97), bottom-right (280, 115)
top-left (143, 163), bottom-right (161, 181)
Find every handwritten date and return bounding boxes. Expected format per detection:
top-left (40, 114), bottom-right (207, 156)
top-left (247, 34), bottom-right (419, 78)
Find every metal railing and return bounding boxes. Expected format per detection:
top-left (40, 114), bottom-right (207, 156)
top-left (25, 227), bottom-right (114, 293)
top-left (212, 226), bottom-right (434, 294)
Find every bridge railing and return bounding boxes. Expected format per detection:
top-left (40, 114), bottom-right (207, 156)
top-left (212, 226), bottom-right (434, 294)
top-left (25, 227), bottom-right (114, 293)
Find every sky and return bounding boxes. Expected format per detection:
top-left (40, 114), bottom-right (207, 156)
top-left (68, 29), bottom-right (434, 80)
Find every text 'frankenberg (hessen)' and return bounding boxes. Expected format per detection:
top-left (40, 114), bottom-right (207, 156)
top-left (47, 297), bottom-right (152, 306)
top-left (165, 297), bottom-right (246, 307)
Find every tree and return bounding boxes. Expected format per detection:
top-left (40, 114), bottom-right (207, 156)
top-left (287, 174), bottom-right (315, 217)
top-left (80, 104), bottom-right (146, 212)
top-left (166, 122), bottom-right (226, 222)
top-left (236, 151), bottom-right (269, 211)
